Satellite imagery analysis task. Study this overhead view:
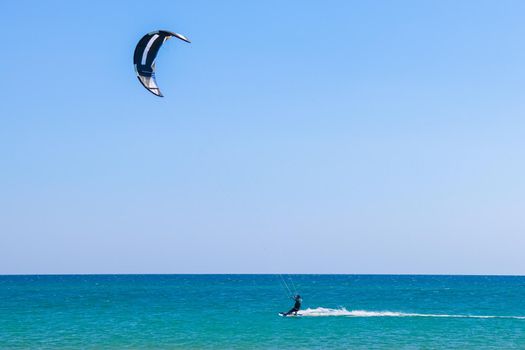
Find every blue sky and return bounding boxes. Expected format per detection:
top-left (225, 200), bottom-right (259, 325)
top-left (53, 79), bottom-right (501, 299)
top-left (1, 0), bottom-right (524, 274)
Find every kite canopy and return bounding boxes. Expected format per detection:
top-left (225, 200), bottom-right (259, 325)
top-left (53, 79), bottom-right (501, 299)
top-left (133, 30), bottom-right (190, 97)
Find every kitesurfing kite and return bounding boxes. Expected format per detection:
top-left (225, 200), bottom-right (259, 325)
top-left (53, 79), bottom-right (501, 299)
top-left (133, 30), bottom-right (190, 97)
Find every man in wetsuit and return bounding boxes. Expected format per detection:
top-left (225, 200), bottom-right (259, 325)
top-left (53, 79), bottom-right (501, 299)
top-left (283, 294), bottom-right (302, 316)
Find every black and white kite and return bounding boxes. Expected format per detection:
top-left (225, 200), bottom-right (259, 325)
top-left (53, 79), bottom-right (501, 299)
top-left (133, 30), bottom-right (190, 97)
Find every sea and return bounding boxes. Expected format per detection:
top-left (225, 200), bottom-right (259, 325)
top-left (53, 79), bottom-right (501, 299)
top-left (1, 275), bottom-right (524, 349)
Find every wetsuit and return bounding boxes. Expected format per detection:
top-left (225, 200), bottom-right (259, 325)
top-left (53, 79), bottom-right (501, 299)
top-left (284, 297), bottom-right (302, 316)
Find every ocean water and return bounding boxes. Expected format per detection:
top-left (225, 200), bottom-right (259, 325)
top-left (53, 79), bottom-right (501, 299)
top-left (1, 275), bottom-right (524, 349)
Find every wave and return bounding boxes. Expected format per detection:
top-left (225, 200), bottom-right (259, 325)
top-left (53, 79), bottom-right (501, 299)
top-left (297, 307), bottom-right (525, 320)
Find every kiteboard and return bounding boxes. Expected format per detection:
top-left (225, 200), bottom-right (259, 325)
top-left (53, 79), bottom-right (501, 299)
top-left (279, 312), bottom-right (301, 317)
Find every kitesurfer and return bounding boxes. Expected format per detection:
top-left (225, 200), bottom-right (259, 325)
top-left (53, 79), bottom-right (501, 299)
top-left (283, 294), bottom-right (302, 316)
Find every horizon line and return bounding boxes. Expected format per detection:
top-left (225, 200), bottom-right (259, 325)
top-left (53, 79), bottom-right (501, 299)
top-left (1, 273), bottom-right (524, 277)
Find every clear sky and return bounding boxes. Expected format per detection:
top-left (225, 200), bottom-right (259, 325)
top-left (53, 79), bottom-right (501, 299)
top-left (1, 0), bottom-right (524, 274)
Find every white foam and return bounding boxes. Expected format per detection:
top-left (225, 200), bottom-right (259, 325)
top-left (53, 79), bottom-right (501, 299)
top-left (297, 307), bottom-right (525, 320)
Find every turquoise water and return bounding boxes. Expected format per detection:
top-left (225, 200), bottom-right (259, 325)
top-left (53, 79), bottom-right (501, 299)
top-left (1, 275), bottom-right (524, 349)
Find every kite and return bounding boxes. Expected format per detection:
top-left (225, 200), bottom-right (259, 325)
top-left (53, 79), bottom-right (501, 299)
top-left (133, 30), bottom-right (190, 97)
